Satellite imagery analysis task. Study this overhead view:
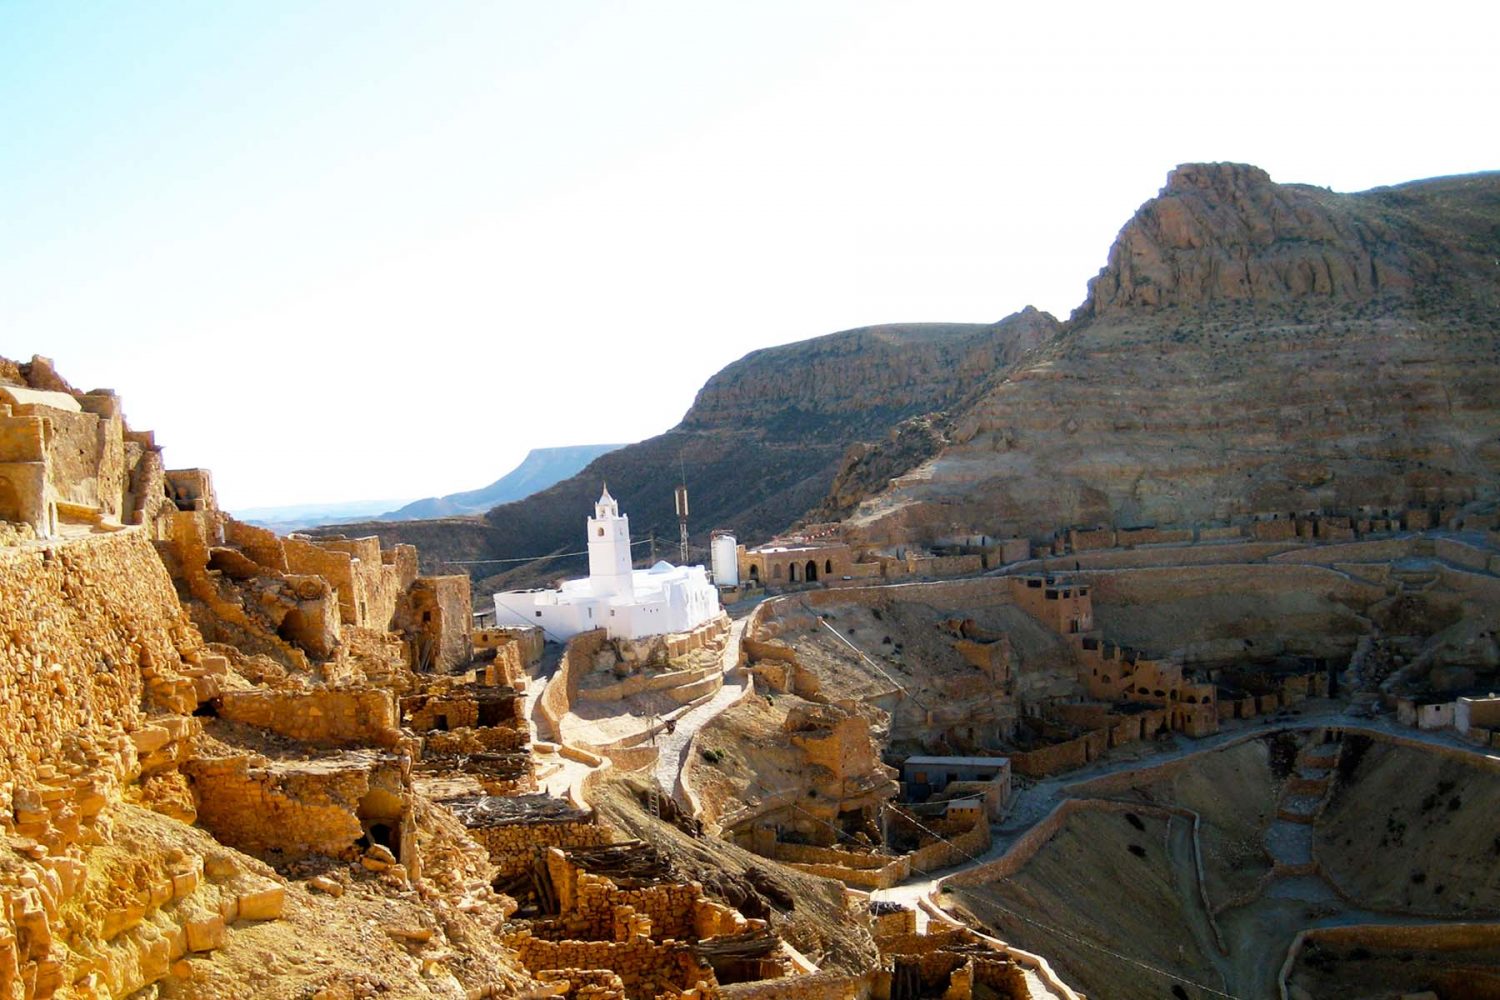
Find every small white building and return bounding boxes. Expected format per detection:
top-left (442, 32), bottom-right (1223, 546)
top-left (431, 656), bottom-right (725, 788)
top-left (492, 487), bottom-right (720, 641)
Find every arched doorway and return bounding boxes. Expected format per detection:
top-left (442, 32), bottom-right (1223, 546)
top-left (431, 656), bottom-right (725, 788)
top-left (824, 559), bottom-right (833, 575)
top-left (749, 565), bottom-right (760, 582)
top-left (788, 563), bottom-right (799, 583)
top-left (805, 560), bottom-right (818, 582)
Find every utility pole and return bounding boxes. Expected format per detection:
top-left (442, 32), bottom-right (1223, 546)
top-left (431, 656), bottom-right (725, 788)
top-left (674, 483), bottom-right (690, 565)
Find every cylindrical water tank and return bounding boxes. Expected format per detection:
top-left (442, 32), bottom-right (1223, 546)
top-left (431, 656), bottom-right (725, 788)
top-left (711, 532), bottom-right (738, 586)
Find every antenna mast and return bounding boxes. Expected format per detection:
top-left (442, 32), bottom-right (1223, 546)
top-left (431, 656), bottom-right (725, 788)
top-left (674, 483), bottom-right (689, 565)
top-left (674, 454), bottom-right (690, 565)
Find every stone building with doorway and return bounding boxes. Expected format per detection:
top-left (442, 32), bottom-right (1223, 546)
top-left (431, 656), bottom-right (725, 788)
top-left (737, 539), bottom-right (857, 587)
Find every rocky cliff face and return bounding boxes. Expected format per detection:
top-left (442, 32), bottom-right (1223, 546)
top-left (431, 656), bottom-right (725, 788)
top-left (1084, 163), bottom-right (1422, 315)
top-left (682, 313), bottom-right (1056, 435)
top-left (321, 316), bottom-right (1054, 588)
top-left (845, 165), bottom-right (1500, 545)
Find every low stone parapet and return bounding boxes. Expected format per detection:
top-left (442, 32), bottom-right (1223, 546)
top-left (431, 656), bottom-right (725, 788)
top-left (218, 688), bottom-right (399, 748)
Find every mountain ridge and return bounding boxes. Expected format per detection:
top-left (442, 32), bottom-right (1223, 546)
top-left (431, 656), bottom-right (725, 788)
top-left (378, 443), bottom-right (627, 521)
top-left (312, 314), bottom-right (1056, 587)
top-left (843, 164), bottom-right (1500, 546)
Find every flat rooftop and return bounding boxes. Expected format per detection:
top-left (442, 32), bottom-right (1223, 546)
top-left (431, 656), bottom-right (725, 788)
top-left (902, 755), bottom-right (1011, 768)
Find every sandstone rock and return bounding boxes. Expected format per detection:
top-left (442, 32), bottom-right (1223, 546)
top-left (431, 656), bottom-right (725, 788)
top-left (308, 875), bottom-right (345, 897)
top-left (364, 844), bottom-right (398, 867)
top-left (184, 914), bottom-right (225, 952)
top-left (130, 725), bottom-right (172, 754)
top-left (203, 853), bottom-right (238, 878)
top-left (237, 886), bottom-right (286, 921)
top-left (171, 868), bottom-right (200, 899)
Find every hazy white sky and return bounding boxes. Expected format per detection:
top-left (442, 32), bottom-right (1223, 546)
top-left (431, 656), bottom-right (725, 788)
top-left (3, 1), bottom-right (1495, 510)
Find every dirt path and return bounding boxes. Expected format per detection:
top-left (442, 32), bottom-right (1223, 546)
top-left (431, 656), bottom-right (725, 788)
top-left (654, 615), bottom-right (751, 811)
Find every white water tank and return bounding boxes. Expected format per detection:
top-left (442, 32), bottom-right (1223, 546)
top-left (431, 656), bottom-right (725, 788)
top-left (711, 532), bottom-right (738, 587)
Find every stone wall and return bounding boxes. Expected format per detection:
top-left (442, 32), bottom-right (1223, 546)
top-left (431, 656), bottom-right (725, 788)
top-left (1281, 920), bottom-right (1500, 996)
top-left (1008, 733), bottom-right (1094, 778)
top-left (184, 753), bottom-right (404, 860)
top-left (473, 625), bottom-right (543, 685)
top-left (538, 629), bottom-right (609, 741)
top-left (470, 820), bottom-right (615, 878)
top-left (223, 517), bottom-right (289, 572)
top-left (0, 405), bottom-right (56, 536)
top-left (579, 663), bottom-right (723, 705)
top-left (906, 553), bottom-right (984, 578)
top-left (943, 798), bottom-right (1161, 889)
top-left (771, 842), bottom-right (911, 890)
top-left (906, 812), bottom-right (992, 876)
top-left (283, 534), bottom-right (420, 632)
top-left (720, 971), bottom-right (868, 999)
top-left (0, 529), bottom-right (200, 789)
top-left (502, 931), bottom-right (715, 1000)
top-left (399, 574), bottom-right (473, 673)
top-left (218, 688), bottom-right (400, 748)
top-left (404, 684), bottom-right (524, 734)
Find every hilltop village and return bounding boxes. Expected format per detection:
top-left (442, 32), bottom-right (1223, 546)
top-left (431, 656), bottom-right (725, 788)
top-left (5, 347), bottom-right (1500, 1000)
top-left (5, 164), bottom-right (1500, 1000)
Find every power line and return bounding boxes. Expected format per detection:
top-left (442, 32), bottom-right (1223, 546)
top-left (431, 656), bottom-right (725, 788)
top-left (445, 537), bottom-right (654, 566)
top-left (883, 805), bottom-right (1245, 999)
top-left (716, 763), bottom-right (1244, 999)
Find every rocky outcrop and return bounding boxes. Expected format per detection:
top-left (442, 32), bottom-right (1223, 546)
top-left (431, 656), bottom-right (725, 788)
top-left (844, 165), bottom-right (1500, 545)
top-left (1083, 163), bottom-right (1422, 315)
top-left (681, 313), bottom-right (1055, 434)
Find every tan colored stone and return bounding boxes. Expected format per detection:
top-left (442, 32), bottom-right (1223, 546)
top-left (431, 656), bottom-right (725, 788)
top-left (237, 886), bottom-right (285, 921)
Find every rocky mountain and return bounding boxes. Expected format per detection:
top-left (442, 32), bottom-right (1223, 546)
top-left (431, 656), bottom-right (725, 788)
top-left (378, 443), bottom-right (627, 521)
top-left (843, 164), bottom-right (1500, 545)
top-left (317, 314), bottom-right (1057, 588)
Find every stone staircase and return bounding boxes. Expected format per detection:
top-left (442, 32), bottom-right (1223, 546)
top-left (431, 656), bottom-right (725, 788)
top-left (1276, 734), bottom-right (1341, 824)
top-left (1259, 732), bottom-right (1345, 879)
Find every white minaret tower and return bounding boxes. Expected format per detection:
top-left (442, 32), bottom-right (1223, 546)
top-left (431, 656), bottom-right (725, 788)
top-left (587, 484), bottom-right (635, 599)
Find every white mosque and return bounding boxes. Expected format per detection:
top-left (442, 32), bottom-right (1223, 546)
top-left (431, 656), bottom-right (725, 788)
top-left (492, 486), bottom-right (720, 641)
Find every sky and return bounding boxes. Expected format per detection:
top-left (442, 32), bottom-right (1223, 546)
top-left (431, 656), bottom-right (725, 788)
top-left (3, 1), bottom-right (1496, 512)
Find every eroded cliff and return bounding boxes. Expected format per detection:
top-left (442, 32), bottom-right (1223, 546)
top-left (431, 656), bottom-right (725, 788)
top-left (845, 164), bottom-right (1500, 545)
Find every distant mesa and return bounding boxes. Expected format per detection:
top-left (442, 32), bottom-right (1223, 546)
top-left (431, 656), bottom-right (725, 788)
top-left (239, 443), bottom-right (627, 533)
top-left (378, 444), bottom-right (628, 521)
